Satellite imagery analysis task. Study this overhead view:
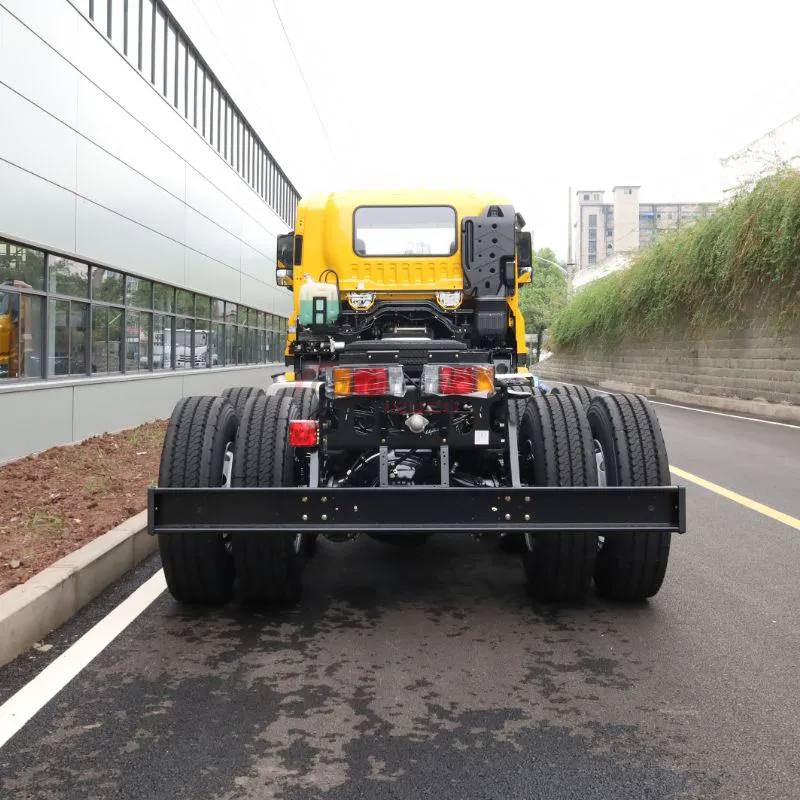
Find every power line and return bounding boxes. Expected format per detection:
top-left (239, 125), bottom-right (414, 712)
top-left (269, 0), bottom-right (339, 168)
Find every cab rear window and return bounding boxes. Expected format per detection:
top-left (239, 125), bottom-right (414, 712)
top-left (354, 206), bottom-right (457, 257)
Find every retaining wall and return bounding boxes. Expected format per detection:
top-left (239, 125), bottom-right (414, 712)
top-left (534, 313), bottom-right (800, 418)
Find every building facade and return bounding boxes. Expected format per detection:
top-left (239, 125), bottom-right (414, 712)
top-left (575, 186), bottom-right (717, 269)
top-left (0, 0), bottom-right (301, 462)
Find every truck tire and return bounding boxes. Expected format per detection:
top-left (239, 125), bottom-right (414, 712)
top-left (222, 386), bottom-right (265, 420)
top-left (231, 393), bottom-right (306, 604)
top-left (157, 396), bottom-right (237, 603)
top-left (586, 393), bottom-right (671, 600)
top-left (519, 392), bottom-right (598, 601)
top-left (552, 384), bottom-right (595, 409)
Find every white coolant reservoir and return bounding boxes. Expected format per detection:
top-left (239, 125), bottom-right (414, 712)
top-left (299, 274), bottom-right (340, 326)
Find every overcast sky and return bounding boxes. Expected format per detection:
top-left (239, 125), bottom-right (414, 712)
top-left (177, 0), bottom-right (800, 259)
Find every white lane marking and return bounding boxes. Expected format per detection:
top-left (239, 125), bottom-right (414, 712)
top-left (562, 384), bottom-right (800, 429)
top-left (0, 569), bottom-right (166, 750)
top-left (650, 400), bottom-right (800, 429)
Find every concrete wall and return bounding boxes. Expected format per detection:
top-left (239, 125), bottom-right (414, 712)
top-left (534, 314), bottom-right (800, 418)
top-left (0, 0), bottom-right (307, 462)
top-left (0, 0), bottom-right (293, 316)
top-left (1, 363), bottom-right (280, 463)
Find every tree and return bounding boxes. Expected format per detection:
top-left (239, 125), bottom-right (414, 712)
top-left (519, 248), bottom-right (567, 361)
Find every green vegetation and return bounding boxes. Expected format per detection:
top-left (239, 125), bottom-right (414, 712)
top-left (552, 171), bottom-right (800, 350)
top-left (520, 247), bottom-right (568, 360)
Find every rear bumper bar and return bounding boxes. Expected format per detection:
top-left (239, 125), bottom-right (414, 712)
top-left (148, 486), bottom-right (686, 535)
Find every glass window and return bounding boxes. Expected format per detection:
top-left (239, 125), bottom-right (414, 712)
top-left (127, 0), bottom-right (140, 65)
top-left (0, 240), bottom-right (45, 290)
top-left (154, 283), bottom-right (174, 313)
top-left (176, 290), bottom-right (194, 316)
top-left (237, 307), bottom-right (249, 326)
top-left (93, 0), bottom-right (108, 36)
top-left (194, 294), bottom-right (211, 320)
top-left (353, 206), bottom-right (458, 257)
top-left (225, 302), bottom-right (237, 324)
top-left (0, 291), bottom-right (43, 379)
top-left (175, 317), bottom-right (193, 369)
top-left (176, 37), bottom-right (186, 112)
top-left (165, 20), bottom-right (176, 102)
top-left (192, 323), bottom-right (211, 368)
top-left (154, 7), bottom-right (166, 95)
top-left (187, 51), bottom-right (196, 124)
top-left (153, 313), bottom-right (172, 369)
top-left (203, 72), bottom-right (212, 140)
top-left (126, 276), bottom-right (153, 308)
top-left (125, 310), bottom-right (151, 372)
top-left (92, 267), bottom-right (124, 304)
top-left (213, 322), bottom-right (225, 365)
top-left (211, 298), bottom-right (225, 322)
top-left (141, 0), bottom-right (153, 78)
top-left (226, 324), bottom-right (237, 365)
top-left (216, 90), bottom-right (223, 153)
top-left (110, 0), bottom-right (125, 49)
top-left (48, 298), bottom-right (88, 376)
top-left (91, 305), bottom-right (122, 374)
top-left (47, 256), bottom-right (89, 298)
top-left (588, 214), bottom-right (597, 227)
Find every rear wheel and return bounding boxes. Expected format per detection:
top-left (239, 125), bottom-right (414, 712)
top-left (552, 383), bottom-right (595, 409)
top-left (157, 396), bottom-right (237, 604)
top-left (587, 393), bottom-right (672, 600)
top-left (519, 393), bottom-right (598, 601)
top-left (231, 393), bottom-right (306, 604)
top-left (222, 386), bottom-right (265, 420)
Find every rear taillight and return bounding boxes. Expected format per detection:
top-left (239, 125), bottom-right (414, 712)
top-left (289, 420), bottom-right (319, 447)
top-left (422, 364), bottom-right (495, 396)
top-left (330, 365), bottom-right (405, 397)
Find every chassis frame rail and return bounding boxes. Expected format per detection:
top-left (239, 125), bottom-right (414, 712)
top-left (149, 486), bottom-right (686, 535)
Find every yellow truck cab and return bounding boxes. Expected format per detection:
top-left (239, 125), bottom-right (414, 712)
top-left (275, 190), bottom-right (533, 381)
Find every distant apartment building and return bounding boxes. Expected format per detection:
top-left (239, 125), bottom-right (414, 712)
top-left (575, 187), bottom-right (717, 269)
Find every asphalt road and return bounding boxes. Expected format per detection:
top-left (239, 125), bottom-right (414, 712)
top-left (2, 398), bottom-right (799, 800)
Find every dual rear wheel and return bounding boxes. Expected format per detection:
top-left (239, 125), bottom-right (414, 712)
top-left (516, 391), bottom-right (671, 602)
top-left (158, 387), bottom-right (317, 605)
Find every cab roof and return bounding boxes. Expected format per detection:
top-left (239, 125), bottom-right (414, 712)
top-left (299, 189), bottom-right (512, 214)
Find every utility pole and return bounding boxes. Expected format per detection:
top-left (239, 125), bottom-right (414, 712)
top-left (566, 186), bottom-right (576, 295)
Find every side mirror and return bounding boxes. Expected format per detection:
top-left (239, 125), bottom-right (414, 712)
top-left (276, 232), bottom-right (294, 289)
top-left (517, 231), bottom-right (533, 269)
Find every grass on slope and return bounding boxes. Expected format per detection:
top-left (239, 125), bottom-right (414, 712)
top-left (553, 170), bottom-right (800, 349)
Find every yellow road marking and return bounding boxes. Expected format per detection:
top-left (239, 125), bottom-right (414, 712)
top-left (670, 465), bottom-right (800, 532)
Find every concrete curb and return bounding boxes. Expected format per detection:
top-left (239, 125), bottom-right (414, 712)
top-left (536, 372), bottom-right (800, 424)
top-left (593, 380), bottom-right (800, 423)
top-left (0, 511), bottom-right (156, 668)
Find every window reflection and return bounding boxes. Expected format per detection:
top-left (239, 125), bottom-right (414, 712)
top-left (1, 241), bottom-right (45, 290)
top-left (92, 267), bottom-right (124, 304)
top-left (48, 298), bottom-right (88, 376)
top-left (91, 306), bottom-right (122, 374)
top-left (0, 291), bottom-right (43, 379)
top-left (47, 256), bottom-right (89, 298)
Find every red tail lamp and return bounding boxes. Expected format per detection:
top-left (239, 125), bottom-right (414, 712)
top-left (289, 420), bottom-right (319, 447)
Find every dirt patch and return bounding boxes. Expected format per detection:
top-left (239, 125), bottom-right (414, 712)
top-left (0, 421), bottom-right (167, 595)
